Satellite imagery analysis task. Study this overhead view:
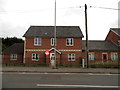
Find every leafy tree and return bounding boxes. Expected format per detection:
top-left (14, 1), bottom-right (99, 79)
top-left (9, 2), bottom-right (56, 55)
top-left (2, 37), bottom-right (24, 51)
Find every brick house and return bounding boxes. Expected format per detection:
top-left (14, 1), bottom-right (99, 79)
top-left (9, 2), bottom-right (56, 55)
top-left (23, 26), bottom-right (84, 66)
top-left (2, 43), bottom-right (24, 64)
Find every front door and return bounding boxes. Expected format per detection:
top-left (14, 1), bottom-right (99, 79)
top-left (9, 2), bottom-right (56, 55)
top-left (102, 53), bottom-right (108, 62)
top-left (50, 53), bottom-right (55, 66)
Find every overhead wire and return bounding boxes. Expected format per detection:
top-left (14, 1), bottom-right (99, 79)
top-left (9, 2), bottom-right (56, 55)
top-left (89, 6), bottom-right (120, 10)
top-left (0, 5), bottom-right (119, 14)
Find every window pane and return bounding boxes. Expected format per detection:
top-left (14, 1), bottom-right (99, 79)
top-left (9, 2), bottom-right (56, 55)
top-left (111, 53), bottom-right (118, 60)
top-left (66, 38), bottom-right (73, 46)
top-left (51, 38), bottom-right (55, 46)
top-left (10, 54), bottom-right (17, 60)
top-left (67, 39), bottom-right (69, 45)
top-left (34, 38), bottom-right (41, 46)
top-left (68, 54), bottom-right (75, 61)
top-left (70, 39), bottom-right (72, 45)
top-left (88, 53), bottom-right (94, 60)
top-left (32, 53), bottom-right (39, 60)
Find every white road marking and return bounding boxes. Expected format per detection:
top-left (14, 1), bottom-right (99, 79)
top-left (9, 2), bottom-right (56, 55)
top-left (88, 73), bottom-right (118, 76)
top-left (2, 72), bottom-right (75, 75)
top-left (37, 84), bottom-right (120, 88)
top-left (2, 72), bottom-right (119, 75)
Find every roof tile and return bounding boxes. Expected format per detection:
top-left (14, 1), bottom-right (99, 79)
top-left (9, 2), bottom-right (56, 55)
top-left (82, 40), bottom-right (119, 51)
top-left (3, 43), bottom-right (24, 54)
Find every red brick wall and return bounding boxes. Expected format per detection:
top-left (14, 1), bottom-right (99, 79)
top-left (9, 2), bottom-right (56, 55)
top-left (24, 37), bottom-right (82, 65)
top-left (60, 52), bottom-right (82, 65)
top-left (2, 54), bottom-right (23, 64)
top-left (25, 37), bottom-right (82, 49)
top-left (106, 31), bottom-right (120, 44)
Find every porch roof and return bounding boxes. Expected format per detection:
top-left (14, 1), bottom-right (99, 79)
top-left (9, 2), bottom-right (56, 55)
top-left (49, 48), bottom-right (61, 54)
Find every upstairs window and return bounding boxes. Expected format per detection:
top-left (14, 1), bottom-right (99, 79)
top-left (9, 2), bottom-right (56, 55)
top-left (32, 53), bottom-right (39, 61)
top-left (66, 38), bottom-right (74, 46)
top-left (10, 54), bottom-right (17, 60)
top-left (68, 54), bottom-right (75, 61)
top-left (51, 38), bottom-right (56, 46)
top-left (34, 38), bottom-right (41, 46)
top-left (88, 53), bottom-right (94, 60)
top-left (111, 53), bottom-right (118, 60)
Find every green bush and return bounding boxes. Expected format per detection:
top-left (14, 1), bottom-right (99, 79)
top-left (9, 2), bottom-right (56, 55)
top-left (89, 61), bottom-right (119, 68)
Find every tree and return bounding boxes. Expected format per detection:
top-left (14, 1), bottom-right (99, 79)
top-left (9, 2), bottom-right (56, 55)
top-left (2, 37), bottom-right (24, 51)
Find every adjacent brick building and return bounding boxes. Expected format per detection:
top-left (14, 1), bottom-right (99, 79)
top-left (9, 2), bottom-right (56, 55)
top-left (82, 40), bottom-right (120, 63)
top-left (2, 43), bottom-right (24, 64)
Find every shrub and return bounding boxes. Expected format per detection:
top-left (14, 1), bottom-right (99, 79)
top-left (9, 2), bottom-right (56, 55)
top-left (89, 61), bottom-right (119, 68)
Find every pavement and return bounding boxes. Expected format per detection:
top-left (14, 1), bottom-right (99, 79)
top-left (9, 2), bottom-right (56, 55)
top-left (1, 66), bottom-right (119, 74)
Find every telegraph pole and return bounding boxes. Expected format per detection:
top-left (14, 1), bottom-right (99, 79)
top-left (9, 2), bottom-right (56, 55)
top-left (85, 4), bottom-right (89, 68)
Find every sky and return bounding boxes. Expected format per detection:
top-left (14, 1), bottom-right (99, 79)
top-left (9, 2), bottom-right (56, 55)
top-left (0, 0), bottom-right (119, 40)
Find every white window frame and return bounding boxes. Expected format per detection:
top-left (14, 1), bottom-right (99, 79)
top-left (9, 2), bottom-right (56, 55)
top-left (32, 53), bottom-right (39, 61)
top-left (34, 37), bottom-right (42, 46)
top-left (68, 54), bottom-right (75, 61)
top-left (102, 53), bottom-right (108, 60)
top-left (51, 38), bottom-right (56, 46)
top-left (66, 38), bottom-right (74, 46)
top-left (10, 54), bottom-right (17, 60)
top-left (111, 53), bottom-right (118, 60)
top-left (88, 53), bottom-right (94, 60)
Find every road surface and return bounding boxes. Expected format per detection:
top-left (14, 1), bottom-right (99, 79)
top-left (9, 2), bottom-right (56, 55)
top-left (2, 72), bottom-right (119, 89)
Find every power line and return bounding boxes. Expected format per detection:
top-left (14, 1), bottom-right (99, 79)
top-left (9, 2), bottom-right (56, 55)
top-left (89, 6), bottom-right (120, 10)
top-left (0, 5), bottom-right (119, 14)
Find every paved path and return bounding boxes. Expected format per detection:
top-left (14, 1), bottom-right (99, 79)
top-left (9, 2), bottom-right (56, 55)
top-left (2, 67), bottom-right (119, 74)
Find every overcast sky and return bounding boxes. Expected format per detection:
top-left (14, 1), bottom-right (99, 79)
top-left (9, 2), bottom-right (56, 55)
top-left (0, 0), bottom-right (119, 40)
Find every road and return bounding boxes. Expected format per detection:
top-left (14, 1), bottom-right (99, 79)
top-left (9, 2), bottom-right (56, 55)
top-left (2, 72), bottom-right (119, 89)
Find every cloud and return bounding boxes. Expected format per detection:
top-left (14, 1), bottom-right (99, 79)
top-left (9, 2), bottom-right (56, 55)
top-left (0, 22), bottom-right (27, 38)
top-left (0, 0), bottom-right (119, 40)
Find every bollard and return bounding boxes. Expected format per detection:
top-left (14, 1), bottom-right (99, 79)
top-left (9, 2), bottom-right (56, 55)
top-left (82, 58), bottom-right (85, 68)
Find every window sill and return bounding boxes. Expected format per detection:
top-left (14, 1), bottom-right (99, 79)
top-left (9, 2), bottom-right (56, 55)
top-left (10, 59), bottom-right (17, 60)
top-left (66, 45), bottom-right (74, 46)
top-left (32, 59), bottom-right (39, 61)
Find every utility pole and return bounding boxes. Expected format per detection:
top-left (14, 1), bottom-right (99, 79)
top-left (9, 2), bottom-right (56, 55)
top-left (85, 4), bottom-right (89, 68)
top-left (53, 0), bottom-right (57, 69)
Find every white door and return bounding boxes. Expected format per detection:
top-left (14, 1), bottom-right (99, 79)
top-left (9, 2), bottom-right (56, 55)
top-left (50, 53), bottom-right (55, 66)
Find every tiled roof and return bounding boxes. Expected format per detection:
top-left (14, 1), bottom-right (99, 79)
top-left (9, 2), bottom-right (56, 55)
top-left (23, 26), bottom-right (84, 38)
top-left (82, 40), bottom-right (119, 51)
top-left (110, 28), bottom-right (120, 36)
top-left (3, 43), bottom-right (24, 54)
